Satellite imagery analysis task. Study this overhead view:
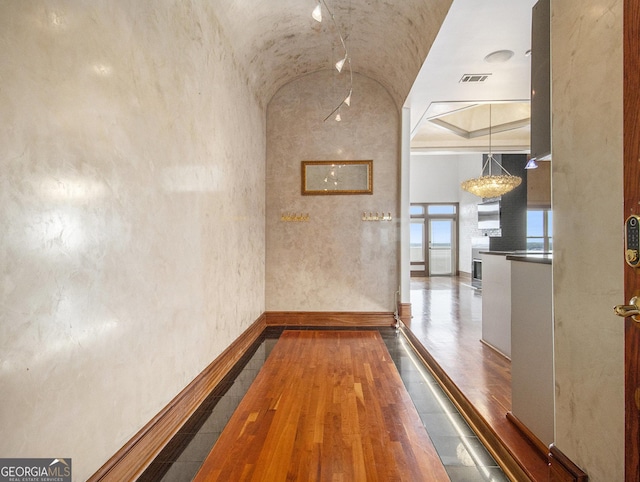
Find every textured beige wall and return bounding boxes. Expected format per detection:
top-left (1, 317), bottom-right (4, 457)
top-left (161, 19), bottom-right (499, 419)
top-left (0, 2), bottom-right (265, 479)
top-left (266, 71), bottom-right (399, 312)
top-left (551, 0), bottom-right (624, 479)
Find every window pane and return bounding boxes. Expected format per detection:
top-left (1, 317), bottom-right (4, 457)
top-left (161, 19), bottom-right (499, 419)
top-left (429, 219), bottom-right (452, 275)
top-left (430, 220), bottom-right (452, 246)
top-left (527, 210), bottom-right (544, 236)
top-left (428, 205), bottom-right (456, 215)
top-left (547, 211), bottom-right (553, 236)
top-left (527, 237), bottom-right (545, 251)
top-left (410, 205), bottom-right (424, 215)
top-left (410, 222), bottom-right (425, 262)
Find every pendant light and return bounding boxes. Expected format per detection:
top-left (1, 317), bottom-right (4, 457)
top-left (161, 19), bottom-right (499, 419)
top-left (460, 104), bottom-right (523, 198)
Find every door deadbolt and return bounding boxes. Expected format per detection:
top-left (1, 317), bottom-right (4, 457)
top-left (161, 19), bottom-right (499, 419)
top-left (625, 215), bottom-right (640, 267)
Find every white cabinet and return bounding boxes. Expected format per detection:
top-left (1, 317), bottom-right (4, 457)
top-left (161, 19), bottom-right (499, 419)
top-left (509, 258), bottom-right (554, 447)
top-left (481, 252), bottom-right (554, 447)
top-left (481, 253), bottom-right (512, 358)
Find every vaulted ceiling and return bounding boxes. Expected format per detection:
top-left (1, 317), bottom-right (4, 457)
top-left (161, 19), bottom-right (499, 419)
top-left (213, 0), bottom-right (536, 153)
top-left (213, 0), bottom-right (454, 108)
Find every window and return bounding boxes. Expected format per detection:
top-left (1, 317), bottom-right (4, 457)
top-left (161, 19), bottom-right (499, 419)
top-left (526, 209), bottom-right (552, 251)
top-left (410, 203), bottom-right (458, 277)
top-left (410, 205), bottom-right (425, 216)
top-left (427, 205), bottom-right (456, 215)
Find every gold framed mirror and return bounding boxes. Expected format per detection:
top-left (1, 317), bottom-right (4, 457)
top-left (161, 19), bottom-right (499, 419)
top-left (301, 160), bottom-right (373, 195)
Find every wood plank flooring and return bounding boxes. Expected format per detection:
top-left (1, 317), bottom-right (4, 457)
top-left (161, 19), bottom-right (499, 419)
top-left (193, 330), bottom-right (450, 481)
top-left (408, 277), bottom-right (549, 481)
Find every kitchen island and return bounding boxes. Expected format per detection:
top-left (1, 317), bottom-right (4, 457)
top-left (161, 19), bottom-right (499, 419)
top-left (507, 252), bottom-right (553, 447)
top-left (480, 251), bottom-right (554, 447)
top-left (480, 251), bottom-right (514, 358)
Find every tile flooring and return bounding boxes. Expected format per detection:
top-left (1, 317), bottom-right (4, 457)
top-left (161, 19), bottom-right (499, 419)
top-left (140, 327), bottom-right (508, 481)
top-left (378, 328), bottom-right (509, 482)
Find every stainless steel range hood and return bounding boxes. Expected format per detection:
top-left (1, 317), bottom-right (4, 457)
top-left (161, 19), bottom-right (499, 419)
top-left (530, 0), bottom-right (551, 161)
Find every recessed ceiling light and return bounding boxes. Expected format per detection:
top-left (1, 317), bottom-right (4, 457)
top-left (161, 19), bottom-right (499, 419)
top-left (484, 50), bottom-right (515, 63)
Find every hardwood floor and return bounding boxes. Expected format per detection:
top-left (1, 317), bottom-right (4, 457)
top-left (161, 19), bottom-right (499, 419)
top-left (408, 277), bottom-right (550, 481)
top-left (145, 276), bottom-right (548, 481)
top-left (193, 330), bottom-right (450, 481)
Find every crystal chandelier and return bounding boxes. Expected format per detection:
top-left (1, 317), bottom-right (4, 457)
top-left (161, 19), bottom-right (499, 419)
top-left (461, 104), bottom-right (522, 198)
top-left (460, 166), bottom-right (522, 198)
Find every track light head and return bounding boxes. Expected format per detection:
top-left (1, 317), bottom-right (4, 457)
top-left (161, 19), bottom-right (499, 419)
top-left (312, 3), bottom-right (322, 22)
top-left (344, 90), bottom-right (352, 106)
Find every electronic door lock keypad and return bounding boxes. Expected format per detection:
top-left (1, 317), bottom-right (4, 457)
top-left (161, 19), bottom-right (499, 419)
top-left (625, 215), bottom-right (640, 267)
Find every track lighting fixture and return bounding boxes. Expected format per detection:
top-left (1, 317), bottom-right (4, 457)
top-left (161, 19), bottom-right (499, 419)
top-left (312, 2), bottom-right (322, 22)
top-left (344, 90), bottom-right (352, 106)
top-left (310, 0), bottom-right (353, 122)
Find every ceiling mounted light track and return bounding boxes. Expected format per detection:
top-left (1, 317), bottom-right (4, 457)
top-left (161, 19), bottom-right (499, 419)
top-left (310, 0), bottom-right (353, 122)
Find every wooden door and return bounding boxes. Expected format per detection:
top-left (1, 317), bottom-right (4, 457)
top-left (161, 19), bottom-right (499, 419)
top-left (623, 1), bottom-right (640, 479)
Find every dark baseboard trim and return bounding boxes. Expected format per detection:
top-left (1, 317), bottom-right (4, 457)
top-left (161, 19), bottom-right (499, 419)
top-left (88, 314), bottom-right (267, 482)
top-left (399, 322), bottom-right (533, 482)
top-left (548, 444), bottom-right (588, 481)
top-left (265, 311), bottom-right (395, 327)
top-left (397, 303), bottom-right (412, 325)
top-left (506, 411), bottom-right (548, 457)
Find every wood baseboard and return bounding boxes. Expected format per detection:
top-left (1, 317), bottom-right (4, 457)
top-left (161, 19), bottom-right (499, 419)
top-left (88, 314), bottom-right (267, 482)
top-left (397, 303), bottom-right (411, 325)
top-left (265, 311), bottom-right (395, 327)
top-left (506, 411), bottom-right (548, 457)
top-left (548, 444), bottom-right (588, 481)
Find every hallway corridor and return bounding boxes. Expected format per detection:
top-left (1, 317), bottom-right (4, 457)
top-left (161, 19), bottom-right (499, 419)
top-left (141, 326), bottom-right (509, 481)
top-left (137, 277), bottom-right (554, 481)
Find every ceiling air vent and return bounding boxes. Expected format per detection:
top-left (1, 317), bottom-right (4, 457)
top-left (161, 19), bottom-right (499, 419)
top-left (460, 73), bottom-right (491, 83)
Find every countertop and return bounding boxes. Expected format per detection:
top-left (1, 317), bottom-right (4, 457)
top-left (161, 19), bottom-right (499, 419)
top-left (479, 250), bottom-right (553, 264)
top-left (506, 253), bottom-right (552, 264)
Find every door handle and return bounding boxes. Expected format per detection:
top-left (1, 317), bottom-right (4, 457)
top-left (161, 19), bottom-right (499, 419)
top-left (614, 296), bottom-right (640, 322)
